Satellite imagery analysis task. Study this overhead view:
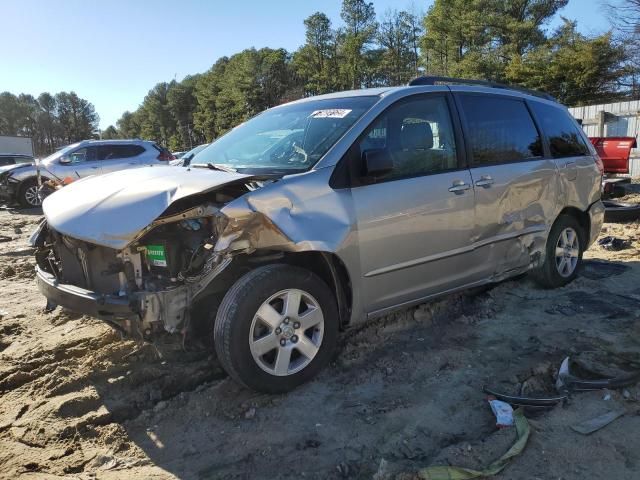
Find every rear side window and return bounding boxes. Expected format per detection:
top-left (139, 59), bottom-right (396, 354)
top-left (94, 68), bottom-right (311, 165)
top-left (529, 102), bottom-right (589, 158)
top-left (97, 144), bottom-right (145, 160)
top-left (459, 95), bottom-right (542, 165)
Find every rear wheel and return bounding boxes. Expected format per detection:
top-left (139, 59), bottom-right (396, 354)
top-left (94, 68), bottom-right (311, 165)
top-left (18, 178), bottom-right (41, 208)
top-left (214, 264), bottom-right (338, 393)
top-left (532, 214), bottom-right (584, 288)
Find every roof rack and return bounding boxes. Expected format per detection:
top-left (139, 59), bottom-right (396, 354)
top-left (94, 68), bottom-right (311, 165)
top-left (408, 76), bottom-right (556, 102)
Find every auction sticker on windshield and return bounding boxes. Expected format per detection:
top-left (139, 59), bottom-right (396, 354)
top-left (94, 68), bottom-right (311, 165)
top-left (311, 109), bottom-right (352, 118)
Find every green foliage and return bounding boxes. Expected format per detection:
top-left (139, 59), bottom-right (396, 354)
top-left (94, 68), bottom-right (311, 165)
top-left (2, 0), bottom-right (636, 154)
top-left (506, 20), bottom-right (630, 104)
top-left (340, 0), bottom-right (378, 88)
top-left (101, 125), bottom-right (119, 139)
top-left (0, 91), bottom-right (99, 155)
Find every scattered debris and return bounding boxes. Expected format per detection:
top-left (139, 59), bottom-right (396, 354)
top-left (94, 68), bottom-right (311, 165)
top-left (560, 360), bottom-right (640, 392)
top-left (598, 236), bottom-right (632, 251)
top-left (483, 387), bottom-right (567, 409)
top-left (571, 410), bottom-right (625, 435)
top-left (488, 397), bottom-right (514, 427)
top-left (418, 409), bottom-right (530, 480)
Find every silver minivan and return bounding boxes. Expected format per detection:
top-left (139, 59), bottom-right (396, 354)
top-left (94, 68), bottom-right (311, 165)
top-left (33, 78), bottom-right (604, 392)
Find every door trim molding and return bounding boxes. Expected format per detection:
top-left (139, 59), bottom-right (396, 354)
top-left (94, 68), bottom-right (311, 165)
top-left (363, 224), bottom-right (547, 278)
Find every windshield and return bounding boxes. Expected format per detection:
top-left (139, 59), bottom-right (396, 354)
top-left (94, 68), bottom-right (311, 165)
top-left (185, 143), bottom-right (209, 159)
top-left (191, 96), bottom-right (378, 172)
top-left (41, 143), bottom-right (81, 164)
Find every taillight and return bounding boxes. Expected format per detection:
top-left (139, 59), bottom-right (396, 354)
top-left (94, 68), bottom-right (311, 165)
top-left (157, 151), bottom-right (175, 161)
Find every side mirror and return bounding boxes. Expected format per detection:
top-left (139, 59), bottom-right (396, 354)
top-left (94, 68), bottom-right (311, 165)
top-left (362, 149), bottom-right (393, 178)
top-left (59, 156), bottom-right (71, 164)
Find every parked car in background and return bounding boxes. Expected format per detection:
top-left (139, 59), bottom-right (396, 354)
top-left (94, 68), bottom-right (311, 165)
top-left (0, 139), bottom-right (173, 207)
top-left (169, 143), bottom-right (210, 167)
top-left (0, 153), bottom-right (34, 167)
top-left (172, 151), bottom-right (186, 159)
top-left (33, 77), bottom-right (604, 392)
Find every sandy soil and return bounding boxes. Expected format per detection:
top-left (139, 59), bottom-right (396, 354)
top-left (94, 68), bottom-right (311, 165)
top-left (1, 206), bottom-right (640, 479)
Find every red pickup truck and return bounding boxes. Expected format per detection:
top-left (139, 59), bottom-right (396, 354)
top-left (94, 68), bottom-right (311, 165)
top-left (589, 137), bottom-right (637, 174)
top-left (590, 136), bottom-right (640, 222)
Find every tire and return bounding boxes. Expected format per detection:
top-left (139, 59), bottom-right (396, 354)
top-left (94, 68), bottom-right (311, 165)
top-left (214, 264), bottom-right (338, 393)
top-left (603, 200), bottom-right (640, 223)
top-left (18, 178), bottom-right (42, 208)
top-left (532, 214), bottom-right (584, 289)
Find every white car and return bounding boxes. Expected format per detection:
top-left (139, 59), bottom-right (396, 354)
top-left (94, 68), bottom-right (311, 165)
top-left (0, 140), bottom-right (174, 207)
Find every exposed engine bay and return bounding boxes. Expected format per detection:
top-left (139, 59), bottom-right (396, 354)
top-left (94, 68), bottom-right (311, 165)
top-left (33, 181), bottom-right (263, 338)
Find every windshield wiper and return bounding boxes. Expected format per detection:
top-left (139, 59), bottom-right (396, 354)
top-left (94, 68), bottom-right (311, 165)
top-left (193, 162), bottom-right (237, 173)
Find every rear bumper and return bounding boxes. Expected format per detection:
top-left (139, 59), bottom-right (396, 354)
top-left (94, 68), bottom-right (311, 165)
top-left (587, 200), bottom-right (605, 248)
top-left (36, 267), bottom-right (137, 328)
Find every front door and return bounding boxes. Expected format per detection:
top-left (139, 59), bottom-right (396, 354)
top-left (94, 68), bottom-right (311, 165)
top-left (349, 93), bottom-right (480, 314)
top-left (53, 146), bottom-right (102, 179)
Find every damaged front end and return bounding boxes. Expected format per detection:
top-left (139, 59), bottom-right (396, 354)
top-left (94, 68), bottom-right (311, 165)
top-left (33, 168), bottom-right (274, 338)
top-left (35, 204), bottom-right (231, 337)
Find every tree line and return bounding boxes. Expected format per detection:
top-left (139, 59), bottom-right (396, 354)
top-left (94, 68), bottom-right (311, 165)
top-left (0, 91), bottom-right (99, 156)
top-left (1, 0), bottom-right (638, 155)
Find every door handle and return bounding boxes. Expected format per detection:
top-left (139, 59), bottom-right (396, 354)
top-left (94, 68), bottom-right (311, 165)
top-left (448, 180), bottom-right (471, 193)
top-left (564, 161), bottom-right (576, 169)
top-left (91, 166), bottom-right (99, 169)
top-left (475, 175), bottom-right (494, 188)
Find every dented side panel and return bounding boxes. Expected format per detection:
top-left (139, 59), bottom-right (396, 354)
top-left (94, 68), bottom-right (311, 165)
top-left (469, 158), bottom-right (560, 275)
top-left (216, 167), bottom-right (367, 323)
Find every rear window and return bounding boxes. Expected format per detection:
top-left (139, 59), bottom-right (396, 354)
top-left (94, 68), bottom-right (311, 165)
top-left (529, 102), bottom-right (589, 158)
top-left (459, 95), bottom-right (542, 165)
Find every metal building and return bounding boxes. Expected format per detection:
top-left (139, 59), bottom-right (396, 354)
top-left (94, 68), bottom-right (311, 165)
top-left (569, 101), bottom-right (640, 176)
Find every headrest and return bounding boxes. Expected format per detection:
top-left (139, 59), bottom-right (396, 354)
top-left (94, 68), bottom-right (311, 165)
top-left (400, 122), bottom-right (433, 150)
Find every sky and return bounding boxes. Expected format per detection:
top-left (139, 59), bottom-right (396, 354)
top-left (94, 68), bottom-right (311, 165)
top-left (1, 0), bottom-right (611, 129)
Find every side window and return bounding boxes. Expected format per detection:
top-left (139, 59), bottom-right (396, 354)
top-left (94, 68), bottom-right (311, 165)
top-left (459, 95), bottom-right (542, 165)
top-left (529, 102), bottom-right (589, 158)
top-left (97, 145), bottom-right (120, 160)
top-left (123, 145), bottom-right (145, 157)
top-left (66, 147), bottom-right (96, 164)
top-left (357, 96), bottom-right (458, 182)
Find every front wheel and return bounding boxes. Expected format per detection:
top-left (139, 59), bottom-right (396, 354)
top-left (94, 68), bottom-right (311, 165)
top-left (532, 214), bottom-right (585, 288)
top-left (214, 264), bottom-right (338, 393)
top-left (18, 178), bottom-right (42, 208)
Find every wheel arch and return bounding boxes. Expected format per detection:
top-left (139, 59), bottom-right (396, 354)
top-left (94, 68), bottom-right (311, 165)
top-left (556, 206), bottom-right (590, 248)
top-left (192, 249), bottom-right (353, 330)
top-left (281, 251), bottom-right (353, 329)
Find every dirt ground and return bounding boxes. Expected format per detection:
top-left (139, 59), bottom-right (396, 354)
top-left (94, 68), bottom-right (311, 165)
top-left (1, 206), bottom-right (640, 480)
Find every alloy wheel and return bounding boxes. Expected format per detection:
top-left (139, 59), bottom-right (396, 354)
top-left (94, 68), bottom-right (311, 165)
top-left (555, 227), bottom-right (579, 277)
top-left (24, 185), bottom-right (41, 206)
top-left (249, 288), bottom-right (324, 376)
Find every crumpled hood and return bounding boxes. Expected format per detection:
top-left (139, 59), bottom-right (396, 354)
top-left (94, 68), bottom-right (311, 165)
top-left (43, 166), bottom-right (251, 249)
